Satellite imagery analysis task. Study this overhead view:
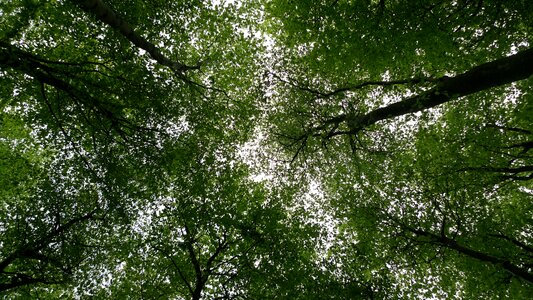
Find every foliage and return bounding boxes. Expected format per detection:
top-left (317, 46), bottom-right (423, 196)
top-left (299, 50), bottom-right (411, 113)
top-left (1, 0), bottom-right (532, 299)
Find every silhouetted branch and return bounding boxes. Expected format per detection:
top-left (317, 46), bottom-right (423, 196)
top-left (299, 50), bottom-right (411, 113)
top-left (71, 0), bottom-right (201, 77)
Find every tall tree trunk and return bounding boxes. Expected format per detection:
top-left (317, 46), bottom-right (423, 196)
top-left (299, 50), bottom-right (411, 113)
top-left (336, 47), bottom-right (533, 134)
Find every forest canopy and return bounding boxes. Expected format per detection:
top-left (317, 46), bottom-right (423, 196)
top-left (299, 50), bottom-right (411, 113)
top-left (1, 0), bottom-right (532, 299)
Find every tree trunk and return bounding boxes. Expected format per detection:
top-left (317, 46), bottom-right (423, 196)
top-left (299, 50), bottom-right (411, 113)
top-left (345, 47), bottom-right (533, 133)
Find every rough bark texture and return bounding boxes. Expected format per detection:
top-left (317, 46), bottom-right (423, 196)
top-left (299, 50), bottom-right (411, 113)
top-left (72, 0), bottom-right (197, 74)
top-left (345, 47), bottom-right (533, 133)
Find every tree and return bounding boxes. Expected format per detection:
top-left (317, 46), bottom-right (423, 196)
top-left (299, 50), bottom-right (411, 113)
top-left (1, 0), bottom-right (533, 299)
top-left (265, 0), bottom-right (533, 297)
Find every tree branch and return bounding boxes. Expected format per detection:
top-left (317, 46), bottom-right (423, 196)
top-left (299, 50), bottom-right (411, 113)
top-left (486, 124), bottom-right (532, 135)
top-left (153, 244), bottom-right (194, 296)
top-left (0, 209), bottom-right (98, 273)
top-left (489, 234), bottom-right (533, 254)
top-left (205, 232), bottom-right (229, 273)
top-left (302, 47), bottom-right (533, 138)
top-left (346, 46), bottom-right (533, 132)
top-left (273, 71), bottom-right (437, 98)
top-left (461, 165), bottom-right (533, 174)
top-left (71, 0), bottom-right (200, 76)
top-left (0, 275), bottom-right (63, 292)
top-left (0, 209), bottom-right (99, 292)
top-left (409, 227), bottom-right (533, 284)
top-left (183, 225), bottom-right (205, 300)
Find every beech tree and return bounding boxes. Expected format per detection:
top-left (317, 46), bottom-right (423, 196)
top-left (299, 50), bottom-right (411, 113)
top-left (265, 0), bottom-right (533, 298)
top-left (1, 0), bottom-right (532, 299)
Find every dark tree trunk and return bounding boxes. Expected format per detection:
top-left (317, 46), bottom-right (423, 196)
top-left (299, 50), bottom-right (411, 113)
top-left (345, 47), bottom-right (533, 132)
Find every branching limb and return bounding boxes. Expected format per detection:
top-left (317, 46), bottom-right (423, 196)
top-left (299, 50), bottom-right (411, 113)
top-left (152, 244), bottom-right (195, 296)
top-left (0, 275), bottom-right (63, 292)
top-left (271, 71), bottom-right (438, 98)
top-left (283, 47), bottom-right (533, 160)
top-left (460, 165), bottom-right (533, 181)
top-left (0, 209), bottom-right (100, 292)
top-left (71, 0), bottom-right (200, 76)
top-left (406, 226), bottom-right (533, 284)
top-left (486, 124), bottom-right (532, 135)
top-left (489, 234), bottom-right (533, 254)
top-left (183, 225), bottom-right (205, 300)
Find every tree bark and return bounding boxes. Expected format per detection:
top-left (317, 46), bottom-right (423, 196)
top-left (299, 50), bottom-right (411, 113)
top-left (342, 47), bottom-right (533, 133)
